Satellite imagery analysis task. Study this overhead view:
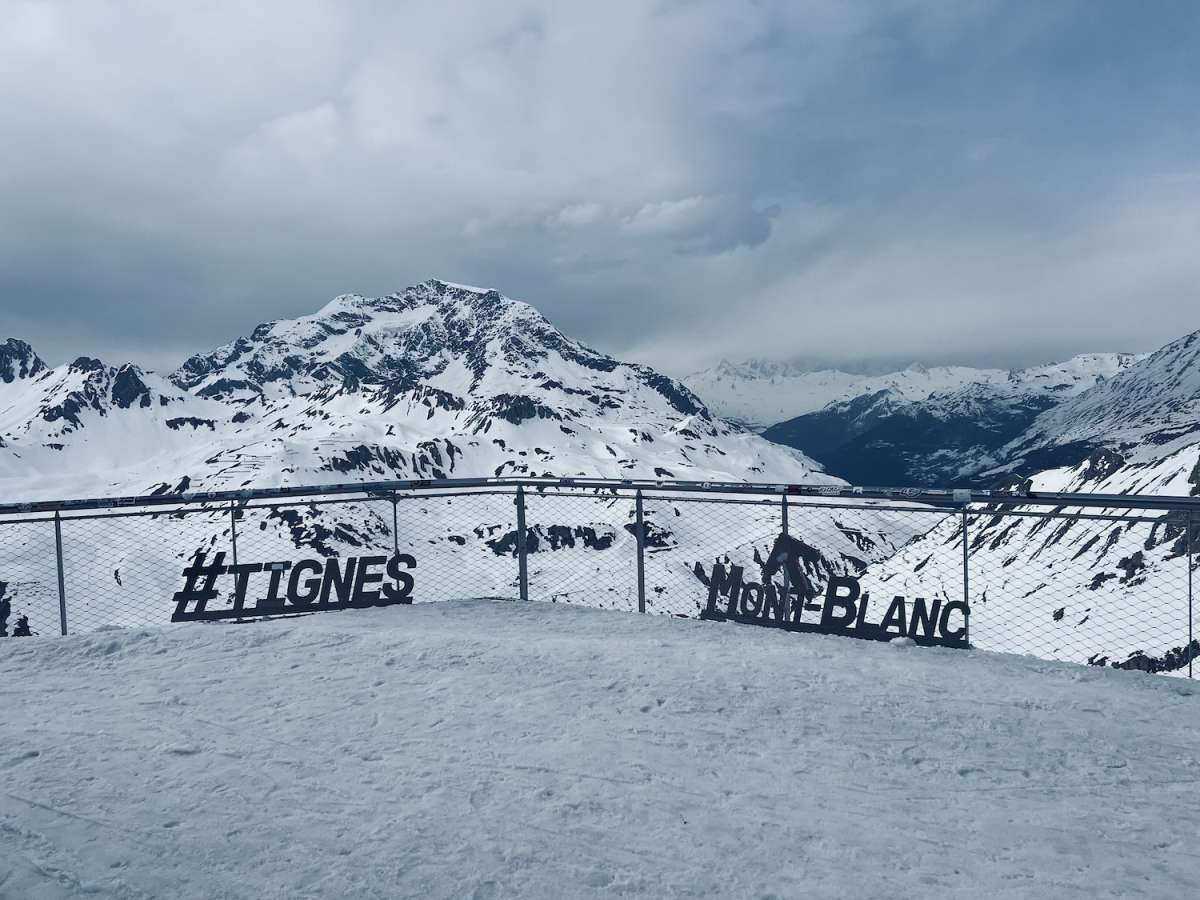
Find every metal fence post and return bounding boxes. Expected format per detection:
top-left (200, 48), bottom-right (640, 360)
top-left (516, 486), bottom-right (529, 602)
top-left (635, 489), bottom-right (646, 613)
top-left (780, 494), bottom-right (791, 618)
top-left (961, 507), bottom-right (970, 647)
top-left (229, 501), bottom-right (239, 569)
top-left (391, 491), bottom-right (402, 593)
top-left (1189, 511), bottom-right (1194, 680)
top-left (54, 512), bottom-right (67, 636)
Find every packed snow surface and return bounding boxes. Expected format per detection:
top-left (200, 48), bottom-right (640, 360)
top-left (3, 601), bottom-right (1198, 899)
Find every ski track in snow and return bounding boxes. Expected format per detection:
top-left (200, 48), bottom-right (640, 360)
top-left (2, 601), bottom-right (1199, 899)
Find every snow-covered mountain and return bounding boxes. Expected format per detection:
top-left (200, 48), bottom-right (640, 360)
top-left (995, 330), bottom-right (1200, 477)
top-left (0, 280), bottom-right (836, 500)
top-left (696, 354), bottom-right (1140, 486)
top-left (0, 354), bottom-right (227, 492)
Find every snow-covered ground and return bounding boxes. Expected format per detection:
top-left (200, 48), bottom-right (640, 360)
top-left (3, 602), bottom-right (1198, 898)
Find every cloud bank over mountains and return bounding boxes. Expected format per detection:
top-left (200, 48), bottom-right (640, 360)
top-left (2, 1), bottom-right (1198, 373)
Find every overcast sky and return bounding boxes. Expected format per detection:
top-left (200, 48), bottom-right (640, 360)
top-left (2, 1), bottom-right (1199, 376)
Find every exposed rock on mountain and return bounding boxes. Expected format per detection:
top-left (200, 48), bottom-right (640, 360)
top-left (0, 338), bottom-right (46, 384)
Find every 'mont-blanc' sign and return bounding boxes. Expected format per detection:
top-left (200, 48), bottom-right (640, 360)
top-left (698, 536), bottom-right (969, 649)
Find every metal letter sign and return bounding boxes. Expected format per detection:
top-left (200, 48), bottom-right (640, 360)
top-left (171, 552), bottom-right (416, 622)
top-left (698, 534), bottom-right (969, 649)
top-left (0, 581), bottom-right (33, 637)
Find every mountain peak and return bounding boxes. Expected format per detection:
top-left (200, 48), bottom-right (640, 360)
top-left (0, 338), bottom-right (48, 384)
top-left (425, 278), bottom-right (495, 295)
top-left (170, 281), bottom-right (714, 429)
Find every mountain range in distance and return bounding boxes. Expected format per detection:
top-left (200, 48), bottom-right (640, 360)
top-left (682, 349), bottom-right (1195, 488)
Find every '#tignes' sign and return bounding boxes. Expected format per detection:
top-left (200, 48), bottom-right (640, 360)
top-left (698, 545), bottom-right (968, 649)
top-left (171, 551), bottom-right (416, 622)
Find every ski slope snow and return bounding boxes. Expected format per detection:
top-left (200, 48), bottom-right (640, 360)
top-left (2, 601), bottom-right (1198, 899)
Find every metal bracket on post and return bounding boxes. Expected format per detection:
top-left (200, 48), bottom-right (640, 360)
top-left (635, 490), bottom-right (646, 613)
top-left (961, 507), bottom-right (971, 648)
top-left (516, 486), bottom-right (529, 602)
top-left (54, 512), bottom-right (67, 636)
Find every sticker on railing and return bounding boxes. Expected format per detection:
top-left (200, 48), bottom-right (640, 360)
top-left (697, 538), bottom-right (969, 649)
top-left (170, 552), bottom-right (416, 622)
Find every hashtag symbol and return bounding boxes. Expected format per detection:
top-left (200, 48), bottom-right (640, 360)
top-left (171, 551), bottom-right (228, 622)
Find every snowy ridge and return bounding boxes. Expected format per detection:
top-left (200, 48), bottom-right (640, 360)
top-left (684, 353), bottom-right (1136, 431)
top-left (683, 358), bottom-right (1000, 429)
top-left (0, 356), bottom-right (230, 494)
top-left (1000, 330), bottom-right (1200, 470)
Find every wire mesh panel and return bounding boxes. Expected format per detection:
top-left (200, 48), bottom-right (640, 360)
top-left (392, 491), bottom-right (522, 603)
top-left (639, 494), bottom-right (784, 617)
top-left (960, 505), bottom-right (1192, 674)
top-left (638, 494), bottom-right (951, 626)
top-left (0, 518), bottom-right (60, 637)
top-left (58, 506), bottom-right (232, 632)
top-left (237, 498), bottom-right (396, 565)
top-left (805, 501), bottom-right (965, 637)
top-left (224, 498), bottom-right (398, 617)
top-left (522, 489), bottom-right (638, 612)
top-left (219, 492), bottom-right (522, 611)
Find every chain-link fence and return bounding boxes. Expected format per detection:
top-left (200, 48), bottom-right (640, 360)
top-left (0, 478), bottom-right (1195, 677)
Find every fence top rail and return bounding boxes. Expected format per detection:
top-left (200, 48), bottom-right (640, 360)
top-left (2, 475), bottom-right (1199, 517)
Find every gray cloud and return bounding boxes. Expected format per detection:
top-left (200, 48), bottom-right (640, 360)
top-left (620, 195), bottom-right (780, 255)
top-left (1, 0), bottom-right (1198, 376)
